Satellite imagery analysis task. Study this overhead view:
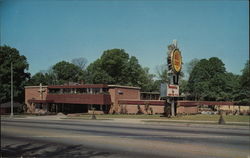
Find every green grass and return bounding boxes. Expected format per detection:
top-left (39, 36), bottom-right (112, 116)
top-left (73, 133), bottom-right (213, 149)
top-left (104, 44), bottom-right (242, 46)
top-left (0, 114), bottom-right (28, 118)
top-left (3, 113), bottom-right (248, 123)
top-left (78, 114), bottom-right (164, 119)
top-left (169, 114), bottom-right (250, 122)
top-left (68, 114), bottom-right (250, 123)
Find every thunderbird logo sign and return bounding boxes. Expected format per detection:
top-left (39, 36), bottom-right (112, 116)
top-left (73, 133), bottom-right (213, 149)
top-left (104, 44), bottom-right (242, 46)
top-left (171, 49), bottom-right (182, 73)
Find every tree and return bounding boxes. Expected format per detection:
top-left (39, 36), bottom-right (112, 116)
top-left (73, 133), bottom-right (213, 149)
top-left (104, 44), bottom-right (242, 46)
top-left (71, 57), bottom-right (87, 70)
top-left (187, 57), bottom-right (228, 101)
top-left (27, 72), bottom-right (47, 85)
top-left (27, 68), bottom-right (58, 86)
top-left (87, 49), bottom-right (129, 84)
top-left (235, 60), bottom-right (250, 105)
top-left (179, 79), bottom-right (188, 96)
top-left (155, 64), bottom-right (168, 83)
top-left (240, 60), bottom-right (250, 89)
top-left (44, 67), bottom-right (58, 85)
top-left (52, 61), bottom-right (85, 84)
top-left (127, 56), bottom-right (143, 86)
top-left (185, 58), bottom-right (200, 76)
top-left (86, 48), bottom-right (157, 91)
top-left (99, 49), bottom-right (130, 84)
top-left (0, 45), bottom-right (30, 103)
top-left (138, 67), bottom-right (157, 92)
top-left (186, 57), bottom-right (246, 102)
top-left (223, 72), bottom-right (240, 101)
top-left (86, 59), bottom-right (114, 84)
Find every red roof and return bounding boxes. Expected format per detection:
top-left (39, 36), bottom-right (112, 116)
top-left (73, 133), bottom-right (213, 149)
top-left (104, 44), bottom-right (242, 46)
top-left (28, 99), bottom-right (54, 103)
top-left (178, 101), bottom-right (235, 106)
top-left (118, 100), bottom-right (236, 106)
top-left (47, 84), bottom-right (109, 89)
top-left (118, 100), bottom-right (165, 106)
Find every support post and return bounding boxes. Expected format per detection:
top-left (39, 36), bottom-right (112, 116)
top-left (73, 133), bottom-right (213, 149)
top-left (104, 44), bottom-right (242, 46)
top-left (171, 98), bottom-right (175, 116)
top-left (10, 62), bottom-right (13, 118)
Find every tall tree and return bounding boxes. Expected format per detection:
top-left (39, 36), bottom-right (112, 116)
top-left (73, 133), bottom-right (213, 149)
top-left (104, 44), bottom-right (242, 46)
top-left (187, 57), bottom-right (228, 101)
top-left (155, 64), bottom-right (168, 83)
top-left (240, 60), bottom-right (250, 89)
top-left (236, 60), bottom-right (250, 104)
top-left (27, 68), bottom-right (58, 86)
top-left (86, 48), bottom-right (157, 91)
top-left (27, 72), bottom-right (47, 86)
top-left (179, 79), bottom-right (188, 96)
top-left (223, 72), bottom-right (240, 101)
top-left (138, 67), bottom-right (157, 92)
top-left (52, 61), bottom-right (85, 84)
top-left (86, 59), bottom-right (114, 84)
top-left (185, 58), bottom-right (200, 78)
top-left (127, 56), bottom-right (145, 86)
top-left (71, 57), bottom-right (87, 70)
top-left (100, 49), bottom-right (130, 84)
top-left (0, 45), bottom-right (30, 103)
top-left (87, 49), bottom-right (130, 84)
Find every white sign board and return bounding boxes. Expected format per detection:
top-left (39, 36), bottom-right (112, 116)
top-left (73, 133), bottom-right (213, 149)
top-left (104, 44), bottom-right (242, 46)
top-left (167, 84), bottom-right (179, 97)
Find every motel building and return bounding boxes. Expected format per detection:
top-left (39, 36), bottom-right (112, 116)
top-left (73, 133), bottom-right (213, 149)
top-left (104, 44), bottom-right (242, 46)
top-left (25, 83), bottom-right (242, 115)
top-left (25, 84), bottom-right (173, 115)
top-left (25, 84), bottom-right (164, 114)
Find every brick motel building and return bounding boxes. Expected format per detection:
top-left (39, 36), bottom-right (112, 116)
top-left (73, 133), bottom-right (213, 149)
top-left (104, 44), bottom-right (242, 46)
top-left (26, 84), bottom-right (248, 115)
top-left (25, 84), bottom-right (200, 115)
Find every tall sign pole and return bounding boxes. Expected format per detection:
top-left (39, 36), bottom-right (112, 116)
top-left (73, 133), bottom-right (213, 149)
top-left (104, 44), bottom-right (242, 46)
top-left (10, 62), bottom-right (14, 118)
top-left (167, 40), bottom-right (182, 116)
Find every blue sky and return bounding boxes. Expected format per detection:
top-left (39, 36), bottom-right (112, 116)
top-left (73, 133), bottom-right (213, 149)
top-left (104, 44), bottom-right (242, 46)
top-left (1, 0), bottom-right (249, 77)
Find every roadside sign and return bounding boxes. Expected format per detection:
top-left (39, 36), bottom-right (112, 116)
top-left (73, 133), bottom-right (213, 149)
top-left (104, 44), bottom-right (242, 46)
top-left (160, 83), bottom-right (179, 97)
top-left (171, 49), bottom-right (182, 73)
top-left (167, 84), bottom-right (179, 97)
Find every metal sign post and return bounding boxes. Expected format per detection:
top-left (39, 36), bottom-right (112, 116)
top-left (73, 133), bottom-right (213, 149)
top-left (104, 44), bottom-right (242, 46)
top-left (10, 62), bottom-right (14, 118)
top-left (161, 40), bottom-right (182, 117)
top-left (171, 98), bottom-right (175, 116)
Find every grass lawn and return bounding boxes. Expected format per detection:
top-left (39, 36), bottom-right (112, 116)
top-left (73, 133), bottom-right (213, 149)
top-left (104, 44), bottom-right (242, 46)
top-left (3, 113), bottom-right (248, 123)
top-left (71, 114), bottom-right (250, 123)
top-left (77, 114), bottom-right (164, 119)
top-left (64, 114), bottom-right (162, 120)
top-left (168, 114), bottom-right (250, 123)
top-left (0, 114), bottom-right (27, 118)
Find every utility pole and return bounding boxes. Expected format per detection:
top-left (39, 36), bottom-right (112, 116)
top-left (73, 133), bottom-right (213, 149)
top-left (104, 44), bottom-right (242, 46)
top-left (10, 62), bottom-right (14, 118)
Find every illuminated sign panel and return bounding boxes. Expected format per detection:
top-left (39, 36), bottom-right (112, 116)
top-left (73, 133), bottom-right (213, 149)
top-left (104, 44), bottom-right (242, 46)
top-left (171, 49), bottom-right (182, 73)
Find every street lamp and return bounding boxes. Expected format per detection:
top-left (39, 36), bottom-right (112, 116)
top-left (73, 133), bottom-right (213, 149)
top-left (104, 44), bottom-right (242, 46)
top-left (10, 62), bottom-right (13, 118)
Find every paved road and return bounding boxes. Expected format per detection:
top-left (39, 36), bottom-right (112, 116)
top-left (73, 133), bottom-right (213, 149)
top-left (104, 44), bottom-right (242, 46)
top-left (1, 118), bottom-right (250, 158)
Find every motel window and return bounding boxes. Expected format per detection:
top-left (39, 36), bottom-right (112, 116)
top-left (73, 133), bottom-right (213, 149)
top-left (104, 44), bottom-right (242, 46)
top-left (92, 88), bottom-right (101, 94)
top-left (76, 88), bottom-right (87, 94)
top-left (63, 88), bottom-right (71, 94)
top-left (118, 90), bottom-right (123, 95)
top-left (35, 104), bottom-right (42, 109)
top-left (49, 88), bottom-right (61, 94)
top-left (89, 104), bottom-right (101, 110)
top-left (71, 88), bottom-right (76, 94)
top-left (87, 88), bottom-right (92, 94)
top-left (102, 88), bottom-right (109, 94)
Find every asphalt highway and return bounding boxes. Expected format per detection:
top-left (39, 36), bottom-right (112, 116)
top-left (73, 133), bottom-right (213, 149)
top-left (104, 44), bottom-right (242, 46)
top-left (1, 118), bottom-right (250, 158)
